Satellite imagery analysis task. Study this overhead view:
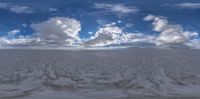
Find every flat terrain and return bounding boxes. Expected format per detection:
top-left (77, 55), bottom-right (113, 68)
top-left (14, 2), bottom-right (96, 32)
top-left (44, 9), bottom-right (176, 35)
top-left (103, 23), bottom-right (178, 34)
top-left (0, 48), bottom-right (200, 99)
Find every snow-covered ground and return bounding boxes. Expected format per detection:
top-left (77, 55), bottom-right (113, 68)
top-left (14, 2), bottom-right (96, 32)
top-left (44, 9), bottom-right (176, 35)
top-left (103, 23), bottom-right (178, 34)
top-left (0, 48), bottom-right (200, 99)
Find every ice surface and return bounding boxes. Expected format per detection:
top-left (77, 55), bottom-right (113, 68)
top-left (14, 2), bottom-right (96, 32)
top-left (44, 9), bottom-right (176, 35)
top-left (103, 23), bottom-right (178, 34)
top-left (0, 48), bottom-right (200, 99)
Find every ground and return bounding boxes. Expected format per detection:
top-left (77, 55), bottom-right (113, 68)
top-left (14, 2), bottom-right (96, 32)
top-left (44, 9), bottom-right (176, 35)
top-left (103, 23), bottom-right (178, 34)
top-left (0, 48), bottom-right (200, 99)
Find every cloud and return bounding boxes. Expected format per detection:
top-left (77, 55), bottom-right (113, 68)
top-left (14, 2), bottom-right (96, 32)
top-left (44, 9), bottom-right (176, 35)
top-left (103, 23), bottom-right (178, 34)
top-left (0, 24), bottom-right (155, 48)
top-left (143, 14), bottom-right (156, 21)
top-left (94, 3), bottom-right (138, 14)
top-left (0, 3), bottom-right (7, 8)
top-left (144, 14), bottom-right (198, 45)
top-left (84, 23), bottom-right (155, 47)
top-left (2, 18), bottom-right (143, 48)
top-left (85, 25), bottom-right (123, 46)
top-left (7, 29), bottom-right (20, 37)
top-left (186, 39), bottom-right (200, 49)
top-left (175, 3), bottom-right (200, 9)
top-left (0, 15), bottom-right (199, 49)
top-left (0, 36), bottom-right (40, 47)
top-left (121, 33), bottom-right (156, 44)
top-left (31, 17), bottom-right (81, 46)
top-left (0, 3), bottom-right (34, 14)
top-left (9, 6), bottom-right (33, 14)
top-left (49, 8), bottom-right (58, 12)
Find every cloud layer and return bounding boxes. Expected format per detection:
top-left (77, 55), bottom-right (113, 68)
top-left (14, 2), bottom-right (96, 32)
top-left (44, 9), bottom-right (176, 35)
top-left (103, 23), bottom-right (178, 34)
top-left (0, 36), bottom-right (40, 47)
top-left (0, 15), bottom-right (199, 49)
top-left (94, 3), bottom-right (138, 14)
top-left (0, 3), bottom-right (34, 14)
top-left (175, 3), bottom-right (200, 9)
top-left (7, 29), bottom-right (20, 38)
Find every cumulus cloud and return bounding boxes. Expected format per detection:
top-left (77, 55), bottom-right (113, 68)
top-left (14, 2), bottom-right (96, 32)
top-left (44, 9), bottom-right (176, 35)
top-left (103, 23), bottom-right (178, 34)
top-left (175, 3), bottom-right (200, 9)
top-left (0, 21), bottom-right (155, 48)
top-left (0, 3), bottom-right (34, 14)
top-left (0, 15), bottom-right (199, 48)
top-left (85, 25), bottom-right (123, 46)
top-left (144, 14), bottom-right (198, 45)
top-left (0, 24), bottom-right (155, 48)
top-left (31, 17), bottom-right (81, 46)
top-left (94, 3), bottom-right (138, 14)
top-left (84, 23), bottom-right (156, 47)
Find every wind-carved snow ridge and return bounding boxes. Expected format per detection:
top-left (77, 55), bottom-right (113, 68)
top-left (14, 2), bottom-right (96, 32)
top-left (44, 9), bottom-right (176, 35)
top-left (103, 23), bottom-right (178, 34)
top-left (1, 49), bottom-right (200, 98)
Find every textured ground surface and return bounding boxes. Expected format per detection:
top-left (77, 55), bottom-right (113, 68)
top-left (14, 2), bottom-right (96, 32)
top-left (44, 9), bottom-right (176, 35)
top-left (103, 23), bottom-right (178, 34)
top-left (0, 48), bottom-right (200, 99)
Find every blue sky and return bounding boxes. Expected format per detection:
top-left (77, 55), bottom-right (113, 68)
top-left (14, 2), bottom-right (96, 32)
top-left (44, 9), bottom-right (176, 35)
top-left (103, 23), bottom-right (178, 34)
top-left (0, 0), bottom-right (200, 48)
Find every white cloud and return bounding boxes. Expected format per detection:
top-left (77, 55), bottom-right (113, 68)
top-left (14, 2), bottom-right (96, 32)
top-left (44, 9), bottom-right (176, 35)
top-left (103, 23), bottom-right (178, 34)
top-left (175, 3), bottom-right (200, 9)
top-left (143, 14), bottom-right (156, 21)
top-left (88, 32), bottom-right (93, 35)
top-left (0, 15), bottom-right (199, 48)
top-left (9, 6), bottom-right (33, 13)
top-left (22, 24), bottom-right (28, 28)
top-left (85, 25), bottom-right (123, 46)
top-left (0, 3), bottom-right (7, 8)
top-left (1, 24), bottom-right (155, 48)
top-left (125, 23), bottom-right (134, 28)
top-left (84, 24), bottom-right (156, 47)
top-left (121, 33), bottom-right (156, 44)
top-left (94, 3), bottom-right (138, 14)
top-left (0, 3), bottom-right (34, 14)
top-left (7, 29), bottom-right (20, 37)
top-left (0, 21), bottom-right (157, 48)
top-left (0, 36), bottom-right (40, 47)
top-left (144, 14), bottom-right (198, 45)
top-left (49, 8), bottom-right (58, 12)
top-left (186, 39), bottom-right (200, 49)
top-left (31, 17), bottom-right (81, 46)
top-left (117, 20), bottom-right (122, 24)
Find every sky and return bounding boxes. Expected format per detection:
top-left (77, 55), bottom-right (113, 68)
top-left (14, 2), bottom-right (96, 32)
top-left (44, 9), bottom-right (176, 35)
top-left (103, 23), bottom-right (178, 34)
top-left (0, 0), bottom-right (200, 48)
